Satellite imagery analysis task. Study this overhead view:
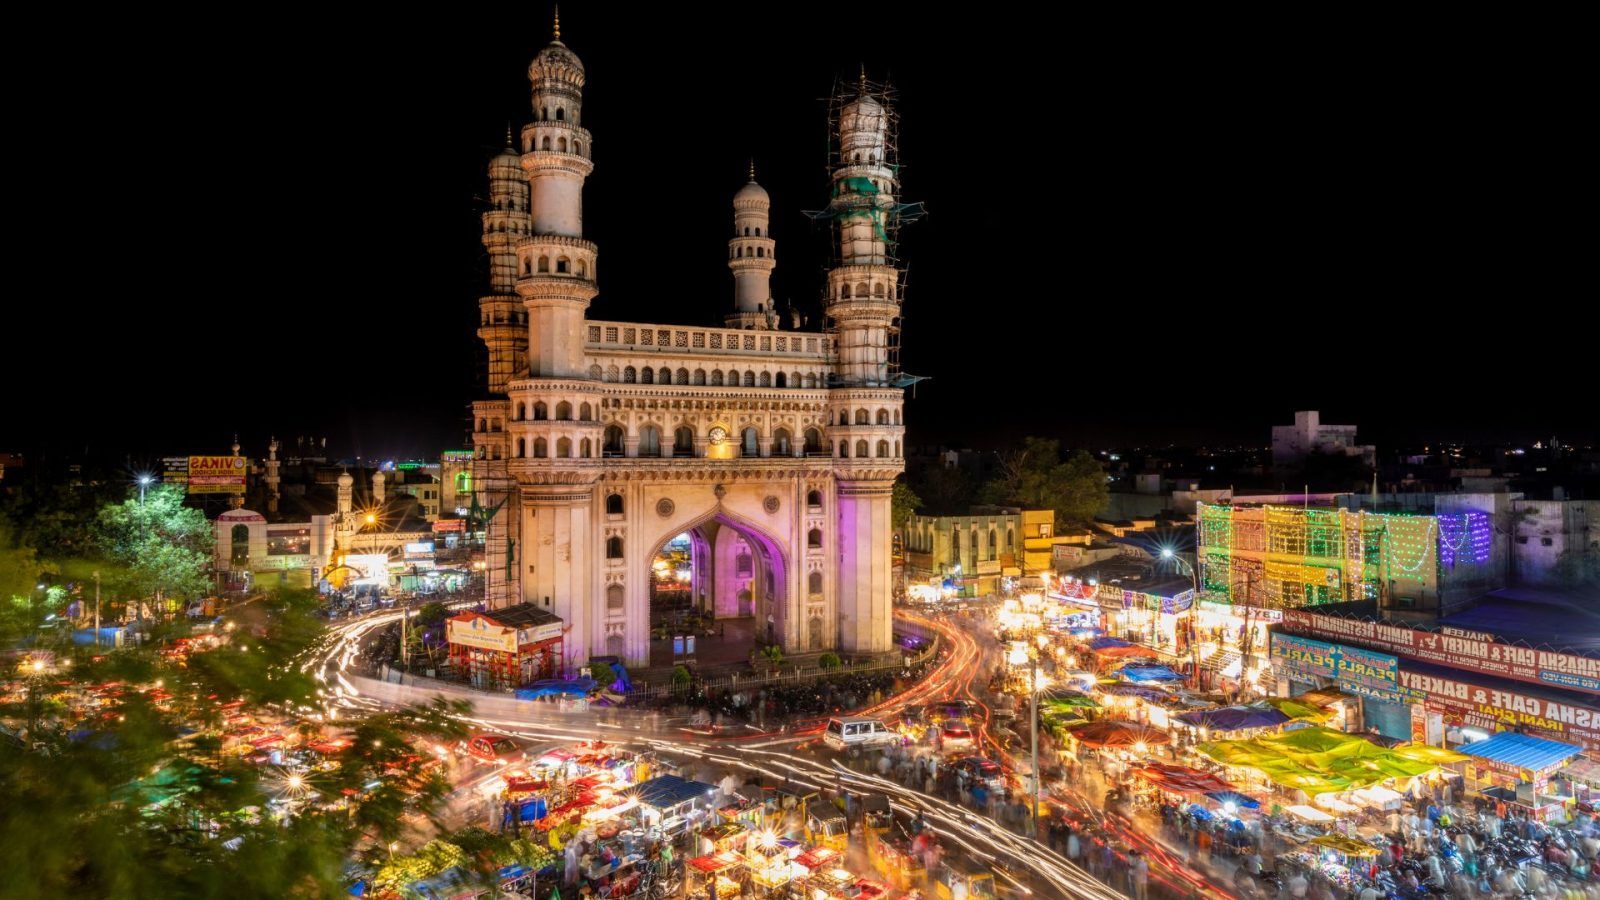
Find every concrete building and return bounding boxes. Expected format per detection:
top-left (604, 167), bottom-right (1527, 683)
top-left (1271, 410), bottom-right (1376, 469)
top-left (903, 508), bottom-right (1072, 596)
top-left (469, 23), bottom-right (912, 670)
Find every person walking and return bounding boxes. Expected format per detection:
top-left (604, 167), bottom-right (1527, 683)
top-left (1128, 849), bottom-right (1149, 900)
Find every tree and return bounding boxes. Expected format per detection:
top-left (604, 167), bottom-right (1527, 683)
top-left (92, 484), bottom-right (214, 620)
top-left (415, 601), bottom-right (450, 630)
top-left (981, 438), bottom-right (1109, 527)
top-left (906, 461), bottom-right (976, 515)
top-left (891, 480), bottom-right (922, 530)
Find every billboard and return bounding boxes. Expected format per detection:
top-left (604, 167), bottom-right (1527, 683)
top-left (1396, 667), bottom-right (1600, 752)
top-left (1270, 632), bottom-right (1403, 702)
top-left (187, 455), bottom-right (248, 494)
top-left (1283, 609), bottom-right (1600, 695)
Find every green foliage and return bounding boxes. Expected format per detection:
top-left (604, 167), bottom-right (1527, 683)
top-left (818, 651), bottom-right (843, 669)
top-left (671, 664), bottom-right (692, 687)
top-left (891, 479), bottom-right (922, 530)
top-left (415, 601), bottom-right (450, 629)
top-left (906, 462), bottom-right (976, 516)
top-left (759, 644), bottom-right (784, 668)
top-left (588, 662), bottom-right (614, 683)
top-left (92, 484), bottom-right (214, 614)
top-left (982, 437), bottom-right (1109, 527)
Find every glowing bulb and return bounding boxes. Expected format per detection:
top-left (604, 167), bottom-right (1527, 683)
top-left (287, 774), bottom-right (304, 790)
top-left (29, 659), bottom-right (45, 673)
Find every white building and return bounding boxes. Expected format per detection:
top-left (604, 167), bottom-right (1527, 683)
top-left (1271, 410), bottom-right (1376, 468)
top-left (469, 21), bottom-right (912, 671)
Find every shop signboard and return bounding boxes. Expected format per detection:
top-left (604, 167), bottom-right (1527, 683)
top-left (1271, 634), bottom-right (1403, 702)
top-left (432, 519), bottom-right (466, 533)
top-left (1396, 668), bottom-right (1600, 752)
top-left (187, 455), bottom-right (248, 494)
top-left (1284, 609), bottom-right (1600, 695)
top-left (448, 616), bottom-right (518, 654)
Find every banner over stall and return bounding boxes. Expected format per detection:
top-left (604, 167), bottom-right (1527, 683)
top-left (1270, 633), bottom-right (1402, 702)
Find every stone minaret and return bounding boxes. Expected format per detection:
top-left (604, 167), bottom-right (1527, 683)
top-left (371, 470), bottom-right (385, 505)
top-left (517, 8), bottom-right (597, 379)
top-left (336, 471), bottom-right (353, 517)
top-left (265, 437), bottom-right (281, 514)
top-left (826, 70), bottom-right (908, 655)
top-left (726, 162), bottom-right (775, 330)
top-left (480, 128), bottom-right (532, 394)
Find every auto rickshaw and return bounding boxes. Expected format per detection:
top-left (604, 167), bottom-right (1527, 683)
top-left (766, 785), bottom-right (818, 838)
top-left (805, 810), bottom-right (849, 854)
top-left (933, 858), bottom-right (997, 900)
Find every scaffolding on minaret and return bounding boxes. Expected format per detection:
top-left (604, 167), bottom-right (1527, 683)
top-left (806, 72), bottom-right (927, 388)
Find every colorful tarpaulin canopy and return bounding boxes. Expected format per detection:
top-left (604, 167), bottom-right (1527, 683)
top-left (1068, 720), bottom-right (1171, 749)
top-left (1174, 703), bottom-right (1291, 732)
top-left (1309, 834), bottom-right (1380, 857)
top-left (1087, 637), bottom-right (1131, 650)
top-left (1204, 790), bottom-right (1261, 810)
top-left (1042, 692), bottom-right (1100, 710)
top-left (1118, 665), bottom-right (1186, 684)
top-left (1133, 763), bottom-right (1232, 795)
top-left (1197, 727), bottom-right (1459, 793)
top-left (1261, 696), bottom-right (1332, 722)
top-left (1100, 684), bottom-right (1170, 702)
top-left (1458, 732), bottom-right (1581, 775)
top-left (1284, 804), bottom-right (1334, 823)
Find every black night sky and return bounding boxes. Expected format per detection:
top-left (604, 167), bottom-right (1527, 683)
top-left (8, 8), bottom-right (1590, 466)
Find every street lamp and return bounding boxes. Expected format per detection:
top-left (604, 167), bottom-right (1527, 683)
top-left (138, 474), bottom-right (153, 504)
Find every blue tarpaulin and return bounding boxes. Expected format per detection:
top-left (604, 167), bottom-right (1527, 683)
top-left (1175, 704), bottom-right (1291, 732)
top-left (1088, 637), bottom-right (1132, 650)
top-left (515, 677), bottom-right (597, 700)
top-left (1205, 790), bottom-right (1262, 810)
top-left (633, 774), bottom-right (716, 810)
top-left (1119, 665), bottom-right (1185, 684)
top-left (1458, 732), bottom-right (1581, 774)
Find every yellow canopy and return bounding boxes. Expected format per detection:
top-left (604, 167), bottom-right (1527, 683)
top-left (1308, 834), bottom-right (1380, 857)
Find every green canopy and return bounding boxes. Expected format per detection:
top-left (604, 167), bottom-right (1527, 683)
top-left (1197, 726), bottom-right (1455, 795)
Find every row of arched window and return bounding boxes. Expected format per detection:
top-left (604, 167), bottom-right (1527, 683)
top-left (488, 221), bottom-right (529, 235)
top-left (836, 408), bottom-right (902, 426)
top-left (534, 134), bottom-right (583, 155)
top-left (601, 425), bottom-right (827, 458)
top-left (730, 245), bottom-right (770, 259)
top-left (837, 439), bottom-right (901, 459)
top-left (535, 105), bottom-right (574, 124)
top-left (513, 400), bottom-right (591, 422)
top-left (836, 281), bottom-right (893, 300)
top-left (490, 198), bottom-right (523, 211)
top-left (515, 436), bottom-right (593, 459)
top-left (521, 255), bottom-right (589, 277)
top-left (605, 529), bottom-right (824, 561)
top-left (590, 366), bottom-right (821, 388)
top-left (740, 226), bottom-right (765, 237)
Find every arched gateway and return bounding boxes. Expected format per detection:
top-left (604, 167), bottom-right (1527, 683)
top-left (469, 25), bottom-right (911, 671)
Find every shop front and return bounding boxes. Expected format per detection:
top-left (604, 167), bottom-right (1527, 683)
top-left (1394, 660), bottom-right (1600, 758)
top-left (446, 603), bottom-right (565, 690)
top-left (1268, 632), bottom-right (1408, 740)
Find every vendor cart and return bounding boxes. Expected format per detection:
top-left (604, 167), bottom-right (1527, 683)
top-left (805, 811), bottom-right (849, 854)
top-left (933, 858), bottom-right (997, 900)
top-left (686, 853), bottom-right (745, 900)
top-left (868, 827), bottom-right (925, 891)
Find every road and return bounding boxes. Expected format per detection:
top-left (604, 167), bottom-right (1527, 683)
top-left (292, 603), bottom-right (1125, 899)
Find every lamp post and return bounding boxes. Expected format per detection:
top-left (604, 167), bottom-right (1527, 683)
top-left (1164, 547), bottom-right (1202, 688)
top-left (1029, 653), bottom-right (1040, 840)
top-left (92, 570), bottom-right (101, 648)
top-left (138, 474), bottom-right (152, 505)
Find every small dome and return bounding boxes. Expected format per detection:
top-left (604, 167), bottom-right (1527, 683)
top-left (530, 39), bottom-right (585, 80)
top-left (490, 145), bottom-right (522, 173)
top-left (734, 179), bottom-right (770, 206)
top-left (337, 473), bottom-right (353, 487)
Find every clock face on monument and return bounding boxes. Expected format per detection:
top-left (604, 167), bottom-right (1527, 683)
top-left (708, 426), bottom-right (727, 444)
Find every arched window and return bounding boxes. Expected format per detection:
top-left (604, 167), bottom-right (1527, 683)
top-left (838, 411), bottom-right (849, 426)
top-left (556, 437), bottom-right (572, 458)
top-left (541, 136), bottom-right (551, 151)
top-left (538, 256), bottom-right (550, 273)
top-left (579, 402), bottom-right (591, 420)
top-left (873, 283), bottom-right (886, 297)
top-left (623, 366), bottom-right (637, 383)
top-left (774, 372), bottom-right (787, 388)
top-left (855, 408), bottom-right (869, 425)
top-left (580, 438), bottom-right (591, 458)
top-left (756, 247), bottom-right (764, 258)
top-left (894, 440), bottom-right (901, 457)
top-left (758, 371), bottom-right (771, 387)
top-left (809, 571), bottom-right (824, 594)
top-left (605, 493), bottom-right (624, 515)
top-left (773, 428), bottom-right (791, 456)
top-left (810, 616), bottom-right (824, 650)
top-left (790, 372), bottom-right (802, 388)
top-left (533, 402), bottom-right (548, 420)
top-left (989, 530), bottom-right (998, 553)
top-left (603, 425), bottom-right (624, 455)
top-left (744, 226), bottom-right (751, 236)
top-left (522, 258), bottom-right (532, 274)
top-left (804, 374), bottom-right (817, 388)
top-left (556, 257), bottom-right (569, 274)
top-left (894, 409), bottom-right (902, 425)
top-left (839, 441), bottom-right (849, 458)
top-left (736, 551), bottom-right (752, 577)
top-left (693, 368), bottom-right (706, 385)
top-left (541, 107), bottom-right (548, 121)
top-left (606, 584), bottom-right (624, 610)
top-left (710, 369), bottom-right (723, 386)
top-left (855, 439), bottom-right (869, 458)
top-left (741, 427), bottom-right (760, 457)
top-left (639, 425), bottom-right (661, 457)
top-left (807, 489), bottom-right (822, 507)
top-left (573, 141), bottom-right (582, 156)
top-left (674, 426), bottom-right (694, 455)
top-left (515, 402), bottom-right (526, 420)
top-left (742, 371), bottom-right (755, 387)
top-left (877, 409), bottom-right (889, 425)
top-left (534, 438), bottom-right (548, 458)
top-left (841, 284), bottom-right (851, 299)
top-left (855, 282), bottom-right (869, 297)
top-left (606, 536), bottom-right (623, 559)
top-left (876, 440), bottom-right (889, 458)
top-left (577, 259), bottom-right (587, 277)
top-left (516, 438), bottom-right (526, 457)
top-left (675, 368), bottom-right (689, 385)
top-left (555, 401), bottom-right (572, 420)
top-left (725, 370), bottom-right (739, 386)
top-left (588, 365), bottom-right (602, 381)
top-left (804, 428), bottom-right (823, 455)
top-left (808, 528), bottom-right (823, 549)
top-left (736, 247), bottom-right (743, 258)
top-left (640, 367), bottom-right (653, 384)
top-left (557, 137), bottom-right (567, 152)
top-left (555, 107), bottom-right (565, 121)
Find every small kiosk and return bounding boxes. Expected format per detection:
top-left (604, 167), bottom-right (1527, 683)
top-left (446, 603), bottom-right (565, 689)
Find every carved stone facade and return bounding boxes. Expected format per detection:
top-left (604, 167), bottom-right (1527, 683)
top-left (471, 25), bottom-right (907, 671)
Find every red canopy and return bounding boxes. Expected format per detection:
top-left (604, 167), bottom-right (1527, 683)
top-left (797, 848), bottom-right (842, 869)
top-left (1067, 720), bottom-right (1170, 749)
top-left (1133, 763), bottom-right (1233, 795)
top-left (688, 853), bottom-right (742, 874)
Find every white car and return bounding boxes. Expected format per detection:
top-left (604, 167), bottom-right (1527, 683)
top-left (823, 717), bottom-right (898, 751)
